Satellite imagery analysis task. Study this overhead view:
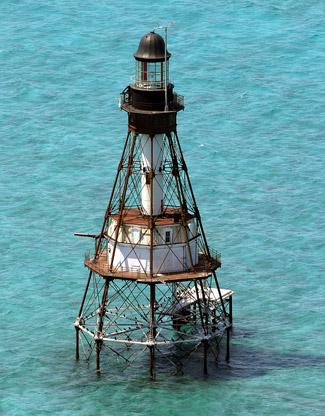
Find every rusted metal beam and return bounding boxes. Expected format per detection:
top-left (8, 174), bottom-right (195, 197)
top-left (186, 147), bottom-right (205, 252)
top-left (95, 278), bottom-right (110, 373)
top-left (174, 131), bottom-right (212, 259)
top-left (78, 270), bottom-right (93, 317)
top-left (226, 327), bottom-right (230, 362)
top-left (212, 270), bottom-right (227, 318)
top-left (109, 133), bottom-right (138, 271)
top-left (229, 295), bottom-right (233, 325)
top-left (94, 131), bottom-right (132, 260)
top-left (149, 135), bottom-right (154, 278)
top-left (166, 132), bottom-right (195, 270)
top-left (149, 283), bottom-right (156, 379)
top-left (203, 339), bottom-right (208, 375)
top-left (194, 281), bottom-right (207, 336)
top-left (75, 328), bottom-right (80, 360)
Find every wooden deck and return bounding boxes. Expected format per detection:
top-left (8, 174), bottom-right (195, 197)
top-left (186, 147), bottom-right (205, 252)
top-left (85, 252), bottom-right (220, 283)
top-left (110, 207), bottom-right (194, 226)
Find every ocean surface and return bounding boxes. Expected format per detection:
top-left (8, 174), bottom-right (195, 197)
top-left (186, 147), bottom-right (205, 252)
top-left (1, 1), bottom-right (324, 415)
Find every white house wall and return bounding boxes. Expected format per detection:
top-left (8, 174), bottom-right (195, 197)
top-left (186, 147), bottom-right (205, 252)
top-left (108, 219), bottom-right (197, 246)
top-left (107, 240), bottom-right (199, 274)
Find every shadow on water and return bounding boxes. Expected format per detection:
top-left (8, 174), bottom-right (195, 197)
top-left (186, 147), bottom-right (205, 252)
top-left (180, 328), bottom-right (325, 382)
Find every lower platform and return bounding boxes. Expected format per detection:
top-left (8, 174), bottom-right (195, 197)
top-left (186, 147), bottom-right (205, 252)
top-left (85, 250), bottom-right (220, 283)
top-left (75, 270), bottom-right (232, 376)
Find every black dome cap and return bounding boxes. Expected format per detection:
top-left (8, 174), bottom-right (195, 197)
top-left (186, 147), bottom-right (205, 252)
top-left (134, 32), bottom-right (171, 62)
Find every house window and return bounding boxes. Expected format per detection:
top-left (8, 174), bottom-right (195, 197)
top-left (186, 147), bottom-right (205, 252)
top-left (165, 230), bottom-right (171, 243)
top-left (131, 228), bottom-right (141, 244)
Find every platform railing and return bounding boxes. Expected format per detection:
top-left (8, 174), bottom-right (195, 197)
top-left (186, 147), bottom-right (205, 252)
top-left (84, 249), bottom-right (220, 280)
top-left (119, 88), bottom-right (184, 111)
top-left (119, 88), bottom-right (130, 108)
top-left (207, 246), bottom-right (221, 263)
top-left (135, 80), bottom-right (165, 89)
top-left (173, 93), bottom-right (184, 108)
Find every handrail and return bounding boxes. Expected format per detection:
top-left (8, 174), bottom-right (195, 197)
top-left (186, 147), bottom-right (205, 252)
top-left (119, 88), bottom-right (184, 111)
top-left (135, 80), bottom-right (165, 89)
top-left (173, 93), bottom-right (184, 108)
top-left (208, 246), bottom-right (221, 263)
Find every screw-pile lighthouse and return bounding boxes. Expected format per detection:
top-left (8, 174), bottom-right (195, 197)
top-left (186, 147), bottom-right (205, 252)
top-left (75, 32), bottom-right (233, 377)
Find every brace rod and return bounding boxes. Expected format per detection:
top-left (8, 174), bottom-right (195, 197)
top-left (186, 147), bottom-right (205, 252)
top-left (166, 133), bottom-right (195, 270)
top-left (149, 135), bottom-right (154, 278)
top-left (109, 133), bottom-right (138, 271)
top-left (174, 131), bottom-right (227, 318)
top-left (95, 131), bottom-right (131, 259)
top-left (78, 270), bottom-right (93, 317)
top-left (194, 281), bottom-right (207, 336)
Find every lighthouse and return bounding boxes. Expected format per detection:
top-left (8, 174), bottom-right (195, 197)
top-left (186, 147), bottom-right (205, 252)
top-left (74, 31), bottom-right (233, 377)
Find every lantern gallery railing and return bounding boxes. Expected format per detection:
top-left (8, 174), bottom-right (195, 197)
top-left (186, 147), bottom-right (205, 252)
top-left (135, 80), bottom-right (165, 89)
top-left (119, 88), bottom-right (129, 108)
top-left (119, 88), bottom-right (184, 111)
top-left (174, 93), bottom-right (184, 108)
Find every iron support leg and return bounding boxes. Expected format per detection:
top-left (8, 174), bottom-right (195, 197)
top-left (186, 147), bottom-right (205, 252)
top-left (149, 283), bottom-right (156, 379)
top-left (96, 340), bottom-right (102, 373)
top-left (226, 327), bottom-right (230, 362)
top-left (229, 296), bottom-right (233, 326)
top-left (78, 270), bottom-right (93, 317)
top-left (203, 340), bottom-right (208, 375)
top-left (212, 309), bottom-right (216, 333)
top-left (193, 302), bottom-right (197, 324)
top-left (95, 279), bottom-right (109, 373)
top-left (75, 328), bottom-right (80, 360)
top-left (149, 346), bottom-right (155, 380)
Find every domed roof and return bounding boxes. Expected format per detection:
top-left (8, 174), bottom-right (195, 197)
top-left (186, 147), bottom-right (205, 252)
top-left (134, 32), bottom-right (171, 62)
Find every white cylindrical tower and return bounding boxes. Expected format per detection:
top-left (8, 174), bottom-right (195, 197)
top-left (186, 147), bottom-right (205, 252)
top-left (140, 134), bottom-right (164, 215)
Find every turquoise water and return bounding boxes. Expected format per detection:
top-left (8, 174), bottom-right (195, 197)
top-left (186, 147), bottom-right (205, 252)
top-left (1, 1), bottom-right (324, 414)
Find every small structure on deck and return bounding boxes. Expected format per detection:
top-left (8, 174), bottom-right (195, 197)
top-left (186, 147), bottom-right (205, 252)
top-left (74, 31), bottom-right (233, 377)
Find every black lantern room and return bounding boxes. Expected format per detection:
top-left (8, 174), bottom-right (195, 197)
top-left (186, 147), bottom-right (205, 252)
top-left (134, 31), bottom-right (171, 89)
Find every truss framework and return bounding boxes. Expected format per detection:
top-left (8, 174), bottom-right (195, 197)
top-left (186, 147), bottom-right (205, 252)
top-left (75, 130), bottom-right (232, 377)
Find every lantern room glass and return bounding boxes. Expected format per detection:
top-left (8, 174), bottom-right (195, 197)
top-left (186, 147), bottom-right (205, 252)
top-left (135, 61), bottom-right (169, 89)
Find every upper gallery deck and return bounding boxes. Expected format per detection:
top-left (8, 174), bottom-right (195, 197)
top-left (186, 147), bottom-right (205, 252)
top-left (110, 207), bottom-right (194, 227)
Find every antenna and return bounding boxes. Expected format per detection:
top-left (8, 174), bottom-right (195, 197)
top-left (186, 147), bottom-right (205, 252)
top-left (155, 23), bottom-right (175, 111)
